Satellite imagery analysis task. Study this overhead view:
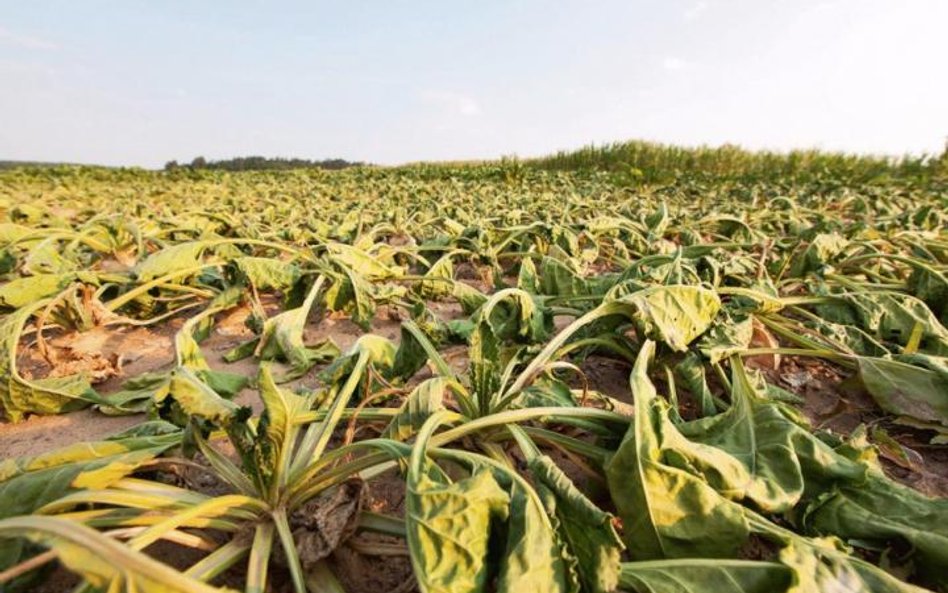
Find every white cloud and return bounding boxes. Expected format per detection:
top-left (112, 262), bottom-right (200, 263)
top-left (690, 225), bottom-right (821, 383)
top-left (684, 1), bottom-right (709, 20)
top-left (662, 56), bottom-right (689, 71)
top-left (421, 90), bottom-right (481, 116)
top-left (0, 26), bottom-right (59, 50)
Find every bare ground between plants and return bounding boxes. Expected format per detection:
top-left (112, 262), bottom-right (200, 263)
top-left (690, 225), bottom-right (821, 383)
top-left (3, 302), bottom-right (948, 593)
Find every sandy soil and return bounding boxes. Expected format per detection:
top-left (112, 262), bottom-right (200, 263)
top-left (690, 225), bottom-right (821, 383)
top-left (0, 300), bottom-right (459, 459)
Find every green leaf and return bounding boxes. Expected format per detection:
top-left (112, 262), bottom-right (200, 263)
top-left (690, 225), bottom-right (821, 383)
top-left (605, 341), bottom-right (749, 559)
top-left (406, 460), bottom-right (510, 593)
top-left (135, 241), bottom-right (207, 281)
top-left (415, 253), bottom-right (455, 300)
top-left (842, 292), bottom-right (948, 354)
top-left (0, 301), bottom-right (104, 422)
top-left (382, 377), bottom-right (447, 441)
top-left (234, 256), bottom-right (300, 292)
top-left (0, 274), bottom-right (77, 309)
top-left (618, 559), bottom-right (793, 593)
top-left (606, 285), bottom-right (721, 352)
top-left (324, 263), bottom-right (376, 330)
top-left (529, 455), bottom-right (623, 593)
top-left (258, 277), bottom-right (341, 381)
top-left (698, 315), bottom-right (753, 364)
top-left (857, 356), bottom-right (948, 425)
top-left (801, 476), bottom-right (948, 589)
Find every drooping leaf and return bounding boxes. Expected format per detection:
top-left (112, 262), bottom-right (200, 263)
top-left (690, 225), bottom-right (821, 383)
top-left (453, 281), bottom-right (488, 315)
top-left (517, 256), bottom-right (539, 294)
top-left (406, 459), bottom-right (510, 593)
top-left (416, 253), bottom-right (455, 300)
top-left (234, 256), bottom-right (300, 292)
top-left (319, 334), bottom-right (396, 393)
top-left (469, 318), bottom-right (502, 407)
top-left (605, 285), bottom-right (721, 352)
top-left (539, 257), bottom-right (591, 298)
top-left (604, 341), bottom-right (749, 559)
top-left (0, 273), bottom-right (79, 309)
top-left (0, 301), bottom-right (104, 421)
top-left (257, 277), bottom-right (341, 381)
top-left (801, 474), bottom-right (948, 588)
top-left (495, 478), bottom-right (574, 593)
top-left (154, 366), bottom-right (245, 425)
top-left (255, 363), bottom-right (313, 489)
top-left (0, 433), bottom-right (180, 520)
top-left (698, 315), bottom-right (753, 364)
top-left (382, 377), bottom-right (448, 441)
top-left (390, 322), bottom-right (433, 382)
top-left (0, 430), bottom-right (180, 581)
top-left (529, 455), bottom-right (623, 593)
top-left (326, 243), bottom-right (402, 280)
top-left (856, 356), bottom-right (948, 425)
top-left (323, 263), bottom-right (376, 330)
top-left (790, 232), bottom-right (849, 276)
top-left (842, 292), bottom-right (948, 354)
top-left (513, 376), bottom-right (578, 409)
top-left (618, 559), bottom-right (793, 593)
top-left (674, 352), bottom-right (716, 416)
top-left (135, 241), bottom-right (208, 281)
top-left (0, 516), bottom-right (230, 593)
top-left (776, 538), bottom-right (931, 593)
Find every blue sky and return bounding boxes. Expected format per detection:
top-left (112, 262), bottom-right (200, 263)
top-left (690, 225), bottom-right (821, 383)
top-left (2, 0), bottom-right (947, 167)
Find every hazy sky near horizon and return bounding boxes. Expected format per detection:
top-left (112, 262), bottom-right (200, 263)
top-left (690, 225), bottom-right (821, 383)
top-left (2, 0), bottom-right (947, 167)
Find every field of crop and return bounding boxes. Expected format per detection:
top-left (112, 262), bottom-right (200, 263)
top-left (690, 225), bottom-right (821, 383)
top-left (0, 151), bottom-right (946, 593)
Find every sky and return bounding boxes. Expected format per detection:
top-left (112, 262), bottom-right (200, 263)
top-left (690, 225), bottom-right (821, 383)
top-left (1, 0), bottom-right (947, 168)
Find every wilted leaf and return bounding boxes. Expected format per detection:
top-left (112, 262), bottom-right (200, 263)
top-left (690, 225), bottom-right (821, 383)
top-left (857, 356), bottom-right (948, 425)
top-left (530, 456), bottom-right (623, 593)
top-left (605, 341), bottom-right (749, 559)
top-left (406, 462), bottom-right (509, 593)
top-left (605, 285), bottom-right (721, 351)
top-left (135, 241), bottom-right (208, 281)
top-left (0, 516), bottom-right (230, 593)
top-left (234, 256), bottom-right (300, 292)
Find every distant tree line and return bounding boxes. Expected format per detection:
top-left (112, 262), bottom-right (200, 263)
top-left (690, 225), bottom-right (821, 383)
top-left (164, 156), bottom-right (366, 172)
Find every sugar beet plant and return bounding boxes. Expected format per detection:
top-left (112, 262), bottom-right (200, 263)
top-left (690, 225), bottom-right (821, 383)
top-left (0, 161), bottom-right (946, 592)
